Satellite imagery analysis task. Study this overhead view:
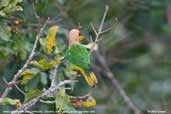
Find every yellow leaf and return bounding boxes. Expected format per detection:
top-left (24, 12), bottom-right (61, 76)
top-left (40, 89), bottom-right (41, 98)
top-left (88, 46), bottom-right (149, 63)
top-left (21, 68), bottom-right (40, 81)
top-left (50, 56), bottom-right (64, 66)
top-left (30, 57), bottom-right (63, 70)
top-left (82, 96), bottom-right (96, 107)
top-left (21, 70), bottom-right (33, 80)
top-left (46, 26), bottom-right (59, 54)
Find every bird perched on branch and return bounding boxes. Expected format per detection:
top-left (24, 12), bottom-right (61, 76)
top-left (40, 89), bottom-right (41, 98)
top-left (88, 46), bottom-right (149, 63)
top-left (65, 29), bottom-right (98, 87)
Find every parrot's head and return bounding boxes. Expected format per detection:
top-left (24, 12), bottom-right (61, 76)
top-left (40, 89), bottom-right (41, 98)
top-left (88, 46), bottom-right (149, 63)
top-left (69, 29), bottom-right (80, 47)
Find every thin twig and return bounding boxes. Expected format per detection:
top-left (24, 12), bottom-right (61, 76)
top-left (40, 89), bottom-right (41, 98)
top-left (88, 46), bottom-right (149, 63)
top-left (0, 88), bottom-right (12, 100)
top-left (100, 25), bottom-right (113, 34)
top-left (90, 23), bottom-right (97, 35)
top-left (11, 110), bottom-right (33, 114)
top-left (14, 85), bottom-right (26, 96)
top-left (90, 5), bottom-right (109, 52)
top-left (69, 93), bottom-right (90, 99)
top-left (11, 80), bottom-right (75, 114)
top-left (32, 2), bottom-right (40, 23)
top-left (49, 64), bottom-right (59, 97)
top-left (0, 18), bottom-right (49, 99)
top-left (94, 5), bottom-right (109, 43)
top-left (50, 65), bottom-right (58, 88)
top-left (40, 99), bottom-right (56, 104)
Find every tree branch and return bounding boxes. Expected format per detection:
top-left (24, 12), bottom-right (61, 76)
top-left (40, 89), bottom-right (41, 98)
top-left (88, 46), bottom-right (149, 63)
top-left (0, 18), bottom-right (49, 99)
top-left (94, 51), bottom-right (142, 114)
top-left (94, 5), bottom-right (109, 43)
top-left (32, 2), bottom-right (40, 24)
top-left (50, 65), bottom-right (58, 88)
top-left (11, 80), bottom-right (75, 114)
top-left (90, 5), bottom-right (109, 52)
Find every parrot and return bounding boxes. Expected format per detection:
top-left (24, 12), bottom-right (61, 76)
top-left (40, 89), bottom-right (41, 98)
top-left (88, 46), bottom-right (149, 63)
top-left (65, 29), bottom-right (98, 87)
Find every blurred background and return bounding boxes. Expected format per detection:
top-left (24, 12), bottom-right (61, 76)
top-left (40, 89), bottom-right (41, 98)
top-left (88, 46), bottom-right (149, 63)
top-left (0, 0), bottom-right (171, 114)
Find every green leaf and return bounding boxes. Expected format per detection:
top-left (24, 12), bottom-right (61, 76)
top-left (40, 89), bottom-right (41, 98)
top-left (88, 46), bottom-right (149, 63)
top-left (0, 50), bottom-right (8, 60)
top-left (56, 88), bottom-right (70, 113)
top-left (65, 44), bottom-right (90, 69)
top-left (24, 89), bottom-right (43, 102)
top-left (30, 59), bottom-right (52, 69)
top-left (64, 64), bottom-right (77, 78)
top-left (40, 72), bottom-right (48, 85)
top-left (0, 0), bottom-right (23, 17)
top-left (39, 38), bottom-right (47, 52)
top-left (21, 68), bottom-right (40, 84)
top-left (19, 48), bottom-right (27, 60)
top-left (0, 11), bottom-right (5, 16)
top-left (0, 23), bottom-right (11, 41)
top-left (0, 98), bottom-right (17, 105)
top-left (30, 57), bottom-right (63, 70)
top-left (0, 0), bottom-right (10, 9)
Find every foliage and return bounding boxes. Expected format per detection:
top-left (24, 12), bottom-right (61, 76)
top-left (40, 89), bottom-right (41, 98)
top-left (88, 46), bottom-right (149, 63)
top-left (0, 0), bottom-right (23, 17)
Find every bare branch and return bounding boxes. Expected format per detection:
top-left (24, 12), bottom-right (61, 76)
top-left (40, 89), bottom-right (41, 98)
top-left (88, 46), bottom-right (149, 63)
top-left (100, 25), bottom-right (113, 34)
top-left (32, 2), bottom-right (40, 23)
top-left (40, 99), bottom-right (56, 104)
top-left (95, 5), bottom-right (109, 43)
top-left (14, 85), bottom-right (26, 96)
top-left (49, 64), bottom-right (59, 97)
top-left (93, 51), bottom-right (142, 114)
top-left (69, 93), bottom-right (90, 99)
top-left (90, 5), bottom-right (109, 52)
top-left (90, 23), bottom-right (97, 35)
top-left (0, 88), bottom-right (12, 100)
top-left (11, 80), bottom-right (75, 114)
top-left (0, 18), bottom-right (49, 99)
top-left (50, 65), bottom-right (58, 88)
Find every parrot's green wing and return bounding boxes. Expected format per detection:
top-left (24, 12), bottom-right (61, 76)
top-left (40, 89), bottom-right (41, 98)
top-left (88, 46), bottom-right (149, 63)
top-left (65, 44), bottom-right (90, 69)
